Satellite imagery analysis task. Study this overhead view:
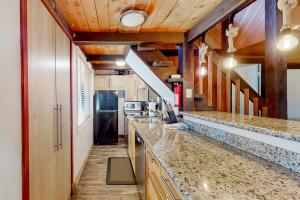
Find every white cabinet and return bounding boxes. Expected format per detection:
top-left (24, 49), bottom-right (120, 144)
top-left (94, 75), bottom-right (146, 101)
top-left (94, 75), bottom-right (110, 90)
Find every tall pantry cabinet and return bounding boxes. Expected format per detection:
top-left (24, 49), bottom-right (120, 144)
top-left (28, 0), bottom-right (71, 199)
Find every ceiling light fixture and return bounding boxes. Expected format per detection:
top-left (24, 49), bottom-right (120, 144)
top-left (120, 10), bottom-right (147, 27)
top-left (115, 60), bottom-right (126, 67)
top-left (277, 0), bottom-right (299, 51)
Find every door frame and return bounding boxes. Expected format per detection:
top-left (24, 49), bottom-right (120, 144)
top-left (20, 0), bottom-right (74, 199)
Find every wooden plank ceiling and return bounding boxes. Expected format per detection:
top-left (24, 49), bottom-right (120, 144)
top-left (80, 44), bottom-right (127, 55)
top-left (56, 0), bottom-right (223, 33)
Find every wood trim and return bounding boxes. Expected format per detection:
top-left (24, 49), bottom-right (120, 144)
top-left (235, 79), bottom-right (241, 114)
top-left (226, 70), bottom-right (232, 112)
top-left (244, 88), bottom-right (250, 115)
top-left (253, 97), bottom-right (259, 116)
top-left (21, 0), bottom-right (29, 199)
top-left (87, 55), bottom-right (124, 62)
top-left (187, 0), bottom-right (254, 43)
top-left (93, 64), bottom-right (130, 70)
top-left (287, 64), bottom-right (300, 69)
top-left (73, 32), bottom-right (185, 45)
top-left (70, 41), bottom-right (74, 193)
top-left (41, 0), bottom-right (73, 40)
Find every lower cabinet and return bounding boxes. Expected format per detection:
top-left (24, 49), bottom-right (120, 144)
top-left (145, 147), bottom-right (183, 200)
top-left (128, 122), bottom-right (136, 174)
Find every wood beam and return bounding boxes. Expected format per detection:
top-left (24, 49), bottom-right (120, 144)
top-left (73, 32), bottom-right (184, 45)
top-left (41, 0), bottom-right (73, 40)
top-left (235, 79), bottom-right (241, 114)
top-left (244, 88), bottom-right (250, 115)
top-left (287, 63), bottom-right (300, 69)
top-left (86, 55), bottom-right (124, 62)
top-left (253, 97), bottom-right (259, 116)
top-left (226, 70), bottom-right (232, 112)
top-left (93, 64), bottom-right (130, 70)
top-left (207, 51), bottom-right (217, 108)
top-left (187, 0), bottom-right (254, 43)
top-left (217, 57), bottom-right (226, 112)
top-left (264, 0), bottom-right (287, 119)
top-left (183, 43), bottom-right (195, 111)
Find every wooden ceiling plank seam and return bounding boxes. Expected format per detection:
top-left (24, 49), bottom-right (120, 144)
top-left (178, 0), bottom-right (222, 31)
top-left (108, 0), bottom-right (122, 32)
top-left (147, 0), bottom-right (178, 32)
top-left (132, 0), bottom-right (153, 32)
top-left (78, 0), bottom-right (92, 32)
top-left (159, 0), bottom-right (200, 32)
top-left (66, 0), bottom-right (90, 31)
top-left (80, 0), bottom-right (100, 31)
top-left (140, 0), bottom-right (163, 31)
top-left (94, 0), bottom-right (110, 31)
top-left (53, 0), bottom-right (81, 33)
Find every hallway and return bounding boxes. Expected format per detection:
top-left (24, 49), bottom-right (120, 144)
top-left (71, 144), bottom-right (140, 200)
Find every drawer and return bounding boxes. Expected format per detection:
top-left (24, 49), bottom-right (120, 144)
top-left (160, 166), bottom-right (182, 200)
top-left (146, 149), bottom-right (160, 173)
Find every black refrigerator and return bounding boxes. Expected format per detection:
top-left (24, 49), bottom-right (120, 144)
top-left (94, 90), bottom-right (118, 145)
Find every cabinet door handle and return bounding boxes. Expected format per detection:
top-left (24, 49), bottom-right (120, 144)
top-left (54, 104), bottom-right (60, 150)
top-left (161, 177), bottom-right (180, 200)
top-left (59, 104), bottom-right (63, 150)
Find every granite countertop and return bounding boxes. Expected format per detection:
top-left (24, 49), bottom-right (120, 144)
top-left (180, 111), bottom-right (300, 142)
top-left (129, 119), bottom-right (300, 200)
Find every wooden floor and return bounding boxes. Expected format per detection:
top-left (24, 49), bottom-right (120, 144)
top-left (72, 144), bottom-right (141, 200)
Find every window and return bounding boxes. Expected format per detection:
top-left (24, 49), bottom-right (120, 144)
top-left (78, 56), bottom-right (92, 125)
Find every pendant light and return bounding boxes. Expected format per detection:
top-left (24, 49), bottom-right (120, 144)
top-left (277, 0), bottom-right (299, 51)
top-left (198, 43), bottom-right (208, 76)
top-left (224, 23), bottom-right (239, 69)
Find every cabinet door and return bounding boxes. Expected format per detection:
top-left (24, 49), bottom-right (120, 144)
top-left (110, 75), bottom-right (127, 90)
top-left (55, 23), bottom-right (71, 200)
top-left (94, 75), bottom-right (110, 90)
top-left (28, 1), bottom-right (57, 199)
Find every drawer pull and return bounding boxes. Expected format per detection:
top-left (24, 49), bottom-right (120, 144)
top-left (149, 172), bottom-right (164, 199)
top-left (161, 177), bottom-right (180, 200)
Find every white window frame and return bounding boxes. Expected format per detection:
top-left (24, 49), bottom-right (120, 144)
top-left (77, 55), bottom-right (93, 126)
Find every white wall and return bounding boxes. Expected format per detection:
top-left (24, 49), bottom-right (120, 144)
top-left (288, 69), bottom-right (300, 120)
top-left (0, 0), bottom-right (22, 199)
top-left (72, 44), bottom-right (94, 183)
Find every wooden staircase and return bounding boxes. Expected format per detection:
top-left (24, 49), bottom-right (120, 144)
top-left (195, 49), bottom-right (268, 117)
top-left (135, 49), bottom-right (178, 89)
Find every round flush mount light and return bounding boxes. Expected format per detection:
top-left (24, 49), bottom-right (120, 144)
top-left (120, 10), bottom-right (147, 27)
top-left (115, 60), bottom-right (126, 67)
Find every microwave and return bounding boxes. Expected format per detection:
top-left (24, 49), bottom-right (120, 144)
top-left (124, 101), bottom-right (142, 111)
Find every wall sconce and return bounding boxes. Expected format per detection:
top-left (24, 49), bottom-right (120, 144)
top-left (199, 43), bottom-right (208, 76)
top-left (277, 0), bottom-right (299, 51)
top-left (224, 24), bottom-right (239, 69)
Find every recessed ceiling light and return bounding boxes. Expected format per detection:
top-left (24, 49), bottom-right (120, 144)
top-left (120, 10), bottom-right (147, 27)
top-left (115, 60), bottom-right (126, 67)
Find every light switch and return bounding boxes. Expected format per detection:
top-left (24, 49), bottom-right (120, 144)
top-left (186, 89), bottom-right (193, 98)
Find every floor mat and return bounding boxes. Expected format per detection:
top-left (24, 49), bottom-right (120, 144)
top-left (106, 157), bottom-right (136, 185)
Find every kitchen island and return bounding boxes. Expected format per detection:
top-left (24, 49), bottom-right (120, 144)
top-left (128, 116), bottom-right (300, 200)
